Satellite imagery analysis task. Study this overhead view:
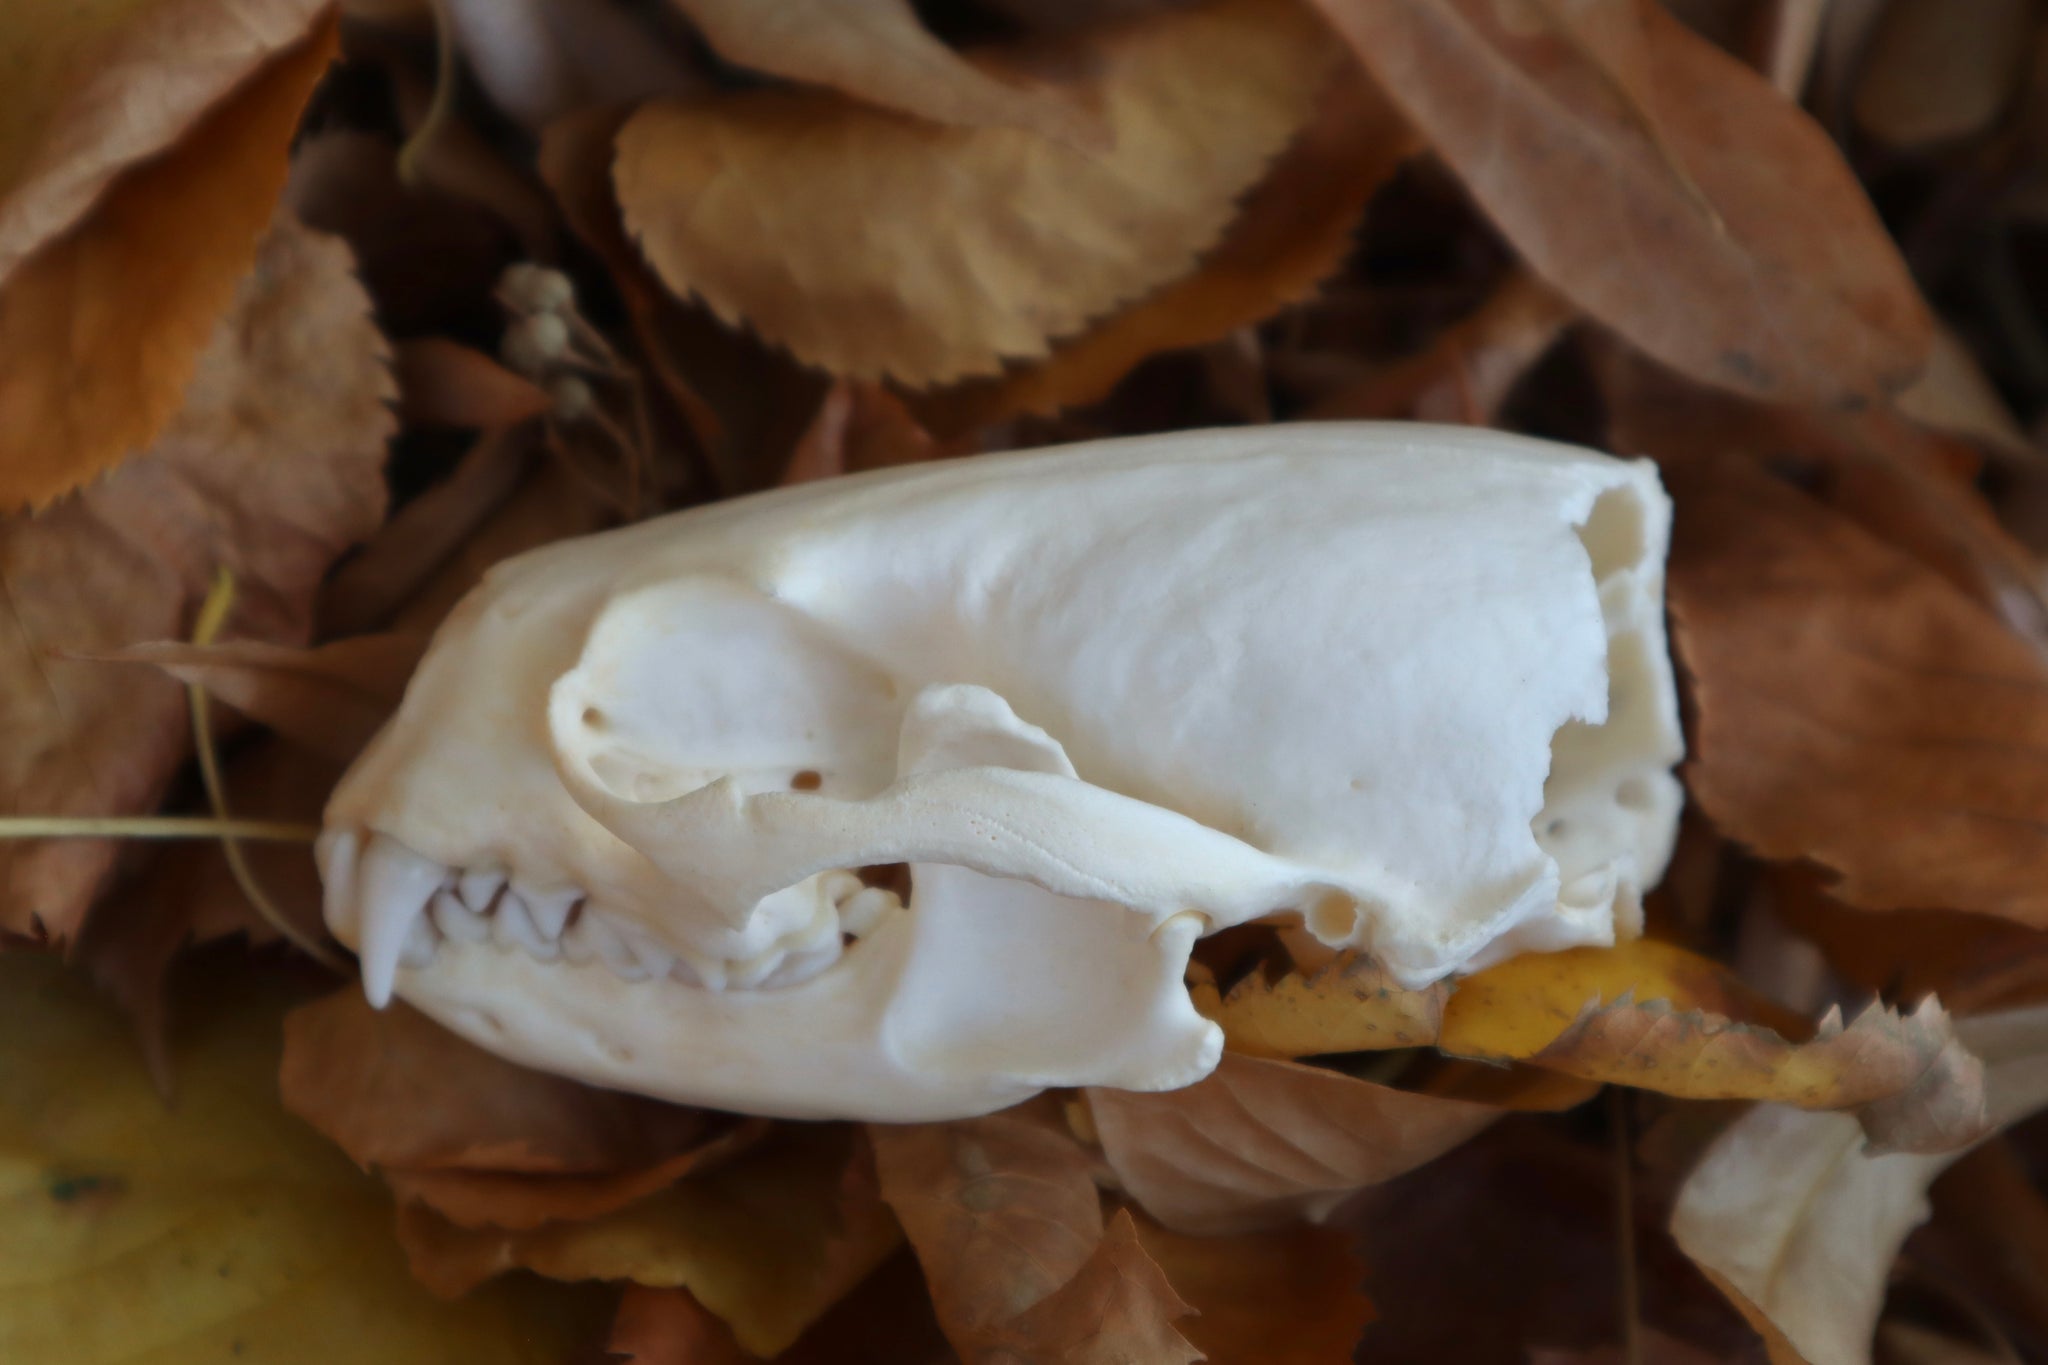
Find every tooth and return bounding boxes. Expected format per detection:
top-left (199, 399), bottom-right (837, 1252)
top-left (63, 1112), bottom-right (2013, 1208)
top-left (820, 869), bottom-right (863, 906)
top-left (400, 912), bottom-right (438, 967)
top-left (316, 830), bottom-right (362, 938)
top-left (430, 888), bottom-right (490, 944)
top-left (758, 941), bottom-right (841, 989)
top-left (521, 884), bottom-right (580, 940)
top-left (575, 911), bottom-right (650, 980)
top-left (458, 868), bottom-right (506, 912)
top-left (687, 952), bottom-right (727, 991)
top-left (839, 886), bottom-right (899, 938)
top-left (356, 838), bottom-right (450, 1008)
top-left (726, 947), bottom-right (787, 990)
top-left (492, 890), bottom-right (559, 960)
top-left (617, 921), bottom-right (675, 979)
top-left (668, 957), bottom-right (705, 988)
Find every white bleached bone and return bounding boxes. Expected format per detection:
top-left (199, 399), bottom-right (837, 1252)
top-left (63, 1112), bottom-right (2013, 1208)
top-left (319, 423), bottom-right (1685, 1121)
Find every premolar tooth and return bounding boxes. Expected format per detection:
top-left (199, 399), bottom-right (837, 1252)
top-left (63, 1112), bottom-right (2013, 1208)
top-left (400, 912), bottom-right (438, 968)
top-left (839, 886), bottom-right (899, 939)
top-left (458, 868), bottom-right (506, 912)
top-left (356, 838), bottom-right (450, 1008)
top-left (726, 947), bottom-right (788, 990)
top-left (492, 891), bottom-right (559, 960)
top-left (618, 922), bottom-right (675, 979)
top-left (578, 911), bottom-right (650, 980)
top-left (758, 941), bottom-right (842, 989)
top-left (820, 869), bottom-right (863, 906)
top-left (521, 885), bottom-right (580, 940)
top-left (431, 888), bottom-right (489, 944)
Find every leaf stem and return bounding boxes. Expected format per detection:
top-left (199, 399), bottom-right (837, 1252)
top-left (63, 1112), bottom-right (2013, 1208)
top-left (0, 817), bottom-right (321, 842)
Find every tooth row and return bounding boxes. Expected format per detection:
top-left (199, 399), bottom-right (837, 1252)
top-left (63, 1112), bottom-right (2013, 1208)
top-left (356, 838), bottom-right (909, 1007)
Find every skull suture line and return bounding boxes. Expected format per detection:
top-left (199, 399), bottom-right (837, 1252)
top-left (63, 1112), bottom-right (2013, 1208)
top-left (320, 424), bottom-right (1684, 1122)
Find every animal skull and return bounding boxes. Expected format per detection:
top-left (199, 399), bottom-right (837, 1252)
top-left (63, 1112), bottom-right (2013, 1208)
top-left (320, 424), bottom-right (1684, 1121)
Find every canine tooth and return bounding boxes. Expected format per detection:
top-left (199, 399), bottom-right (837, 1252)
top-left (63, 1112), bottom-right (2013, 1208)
top-left (492, 891), bottom-right (559, 960)
top-left (400, 912), bottom-right (438, 967)
top-left (356, 838), bottom-right (450, 1008)
top-left (521, 884), bottom-right (581, 939)
top-left (431, 888), bottom-right (490, 943)
top-left (458, 868), bottom-right (506, 912)
top-left (839, 886), bottom-right (899, 939)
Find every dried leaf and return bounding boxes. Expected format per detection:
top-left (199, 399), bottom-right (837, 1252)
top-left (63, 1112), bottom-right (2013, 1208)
top-left (1660, 450), bottom-right (2048, 927)
top-left (1129, 1213), bottom-right (1375, 1364)
top-left (869, 1109), bottom-right (1103, 1347)
top-left (977, 1210), bottom-right (1200, 1365)
top-left (1851, 0), bottom-right (2033, 150)
top-left (663, 0), bottom-right (1092, 139)
top-left (280, 990), bottom-right (715, 1175)
top-left (1528, 1330), bottom-right (1729, 1365)
top-left (913, 70), bottom-right (1415, 433)
top-left (1672, 1004), bottom-right (2048, 1365)
top-left (0, 15), bottom-right (342, 506)
top-left (1086, 1052), bottom-right (1499, 1234)
top-left (615, 0), bottom-right (1335, 385)
top-left (607, 1286), bottom-right (753, 1365)
top-left (396, 1125), bottom-right (903, 1358)
top-left (0, 952), bottom-right (599, 1363)
top-left (783, 381), bottom-right (948, 486)
top-left (1192, 950), bottom-right (1446, 1059)
top-left (90, 633), bottom-right (426, 765)
top-left (0, 214), bottom-right (393, 942)
top-left (1310, 0), bottom-right (1932, 405)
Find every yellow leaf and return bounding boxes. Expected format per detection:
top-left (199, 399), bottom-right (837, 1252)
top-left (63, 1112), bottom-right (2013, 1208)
top-left (0, 11), bottom-right (338, 507)
top-left (396, 1125), bottom-right (902, 1357)
top-left (0, 952), bottom-right (599, 1363)
top-left (614, 0), bottom-right (1335, 385)
top-left (1194, 950), bottom-right (1447, 1060)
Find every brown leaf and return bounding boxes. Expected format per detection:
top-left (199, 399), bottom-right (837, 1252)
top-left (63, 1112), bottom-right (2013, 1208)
top-left (88, 633), bottom-right (426, 765)
top-left (615, 0), bottom-right (1335, 385)
top-left (1086, 1052), bottom-right (1499, 1234)
top-left (0, 213), bottom-right (393, 942)
top-left (1310, 0), bottom-right (1932, 406)
top-left (869, 1108), bottom-right (1103, 1347)
top-left (1129, 1213), bottom-right (1374, 1364)
top-left (279, 989), bottom-right (715, 1174)
top-left (607, 1287), bottom-right (753, 1365)
top-left (1527, 1329), bottom-right (1728, 1365)
top-left (1661, 450), bottom-right (2048, 927)
top-left (1851, 0), bottom-right (2034, 150)
top-left (978, 1210), bottom-right (1200, 1365)
top-left (0, 13), bottom-right (342, 506)
top-left (912, 69), bottom-right (1416, 434)
top-left (397, 1125), bottom-right (903, 1358)
top-left (783, 381), bottom-right (949, 487)
top-left (1191, 950), bottom-right (1446, 1060)
top-left (663, 0), bottom-right (1093, 140)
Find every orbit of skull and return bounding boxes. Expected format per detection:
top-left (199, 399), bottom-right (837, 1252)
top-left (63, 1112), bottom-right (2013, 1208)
top-left (319, 424), bottom-right (1684, 1121)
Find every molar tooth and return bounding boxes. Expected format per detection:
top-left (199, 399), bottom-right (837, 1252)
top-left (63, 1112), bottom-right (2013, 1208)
top-left (356, 838), bottom-right (450, 1008)
top-left (576, 911), bottom-right (651, 981)
top-left (725, 947), bottom-right (787, 990)
top-left (430, 888), bottom-right (489, 944)
top-left (492, 891), bottom-right (559, 960)
top-left (458, 868), bottom-right (506, 913)
top-left (667, 957), bottom-right (705, 988)
top-left (520, 884), bottom-right (581, 940)
top-left (617, 923), bottom-right (675, 979)
top-left (839, 886), bottom-right (900, 939)
top-left (757, 941), bottom-right (842, 989)
top-left (820, 869), bottom-right (864, 906)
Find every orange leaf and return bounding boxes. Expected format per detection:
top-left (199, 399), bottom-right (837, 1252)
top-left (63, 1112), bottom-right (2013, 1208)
top-left (1309, 0), bottom-right (1932, 405)
top-left (977, 1210), bottom-right (1200, 1365)
top-left (0, 214), bottom-right (393, 943)
top-left (615, 0), bottom-right (1335, 385)
top-left (1130, 1212), bottom-right (1374, 1364)
top-left (1087, 1052), bottom-right (1498, 1233)
top-left (0, 14), bottom-right (342, 506)
top-left (914, 69), bottom-right (1416, 433)
top-left (1192, 950), bottom-right (1447, 1059)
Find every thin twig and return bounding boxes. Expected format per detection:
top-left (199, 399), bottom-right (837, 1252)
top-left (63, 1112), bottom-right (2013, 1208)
top-left (0, 817), bottom-right (321, 842)
top-left (1611, 1087), bottom-right (1644, 1365)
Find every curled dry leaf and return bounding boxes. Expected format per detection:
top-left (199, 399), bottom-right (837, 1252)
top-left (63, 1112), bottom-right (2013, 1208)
top-left (1129, 1213), bottom-right (1375, 1364)
top-left (976, 1209), bottom-right (1199, 1365)
top-left (868, 1108), bottom-right (1103, 1349)
top-left (0, 953), bottom-right (598, 1364)
top-left (0, 214), bottom-right (393, 943)
top-left (396, 1125), bottom-right (902, 1358)
top-left (1086, 1052), bottom-right (1499, 1234)
top-left (1191, 950), bottom-right (1447, 1059)
top-left (615, 0), bottom-right (1335, 385)
top-left (394, 338), bottom-right (555, 430)
top-left (663, 0), bottom-right (1092, 140)
top-left (1310, 0), bottom-right (1932, 406)
top-left (1671, 1004), bottom-right (2048, 1365)
top-left (1660, 450), bottom-right (2048, 928)
top-left (280, 989), bottom-right (715, 1175)
top-left (89, 633), bottom-right (427, 766)
top-left (914, 70), bottom-right (1417, 435)
top-left (0, 12), bottom-right (342, 507)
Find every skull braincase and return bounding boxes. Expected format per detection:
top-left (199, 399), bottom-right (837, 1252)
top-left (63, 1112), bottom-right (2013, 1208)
top-left (320, 423), bottom-right (1683, 1121)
